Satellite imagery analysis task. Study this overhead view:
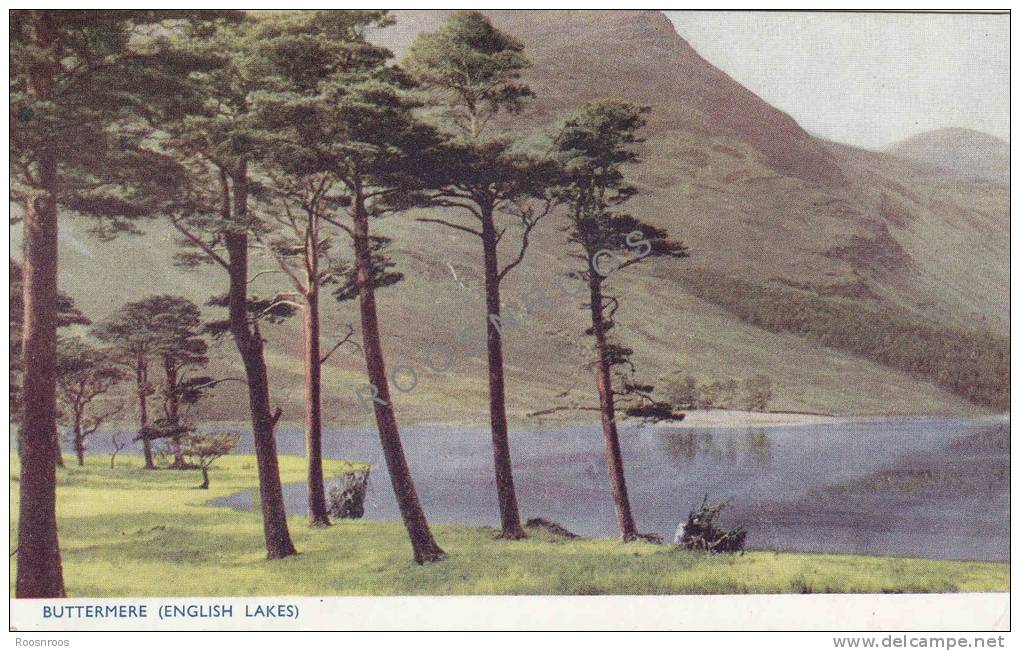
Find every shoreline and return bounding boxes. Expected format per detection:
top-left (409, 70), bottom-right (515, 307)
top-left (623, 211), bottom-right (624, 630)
top-left (646, 409), bottom-right (844, 429)
top-left (57, 411), bottom-right (1007, 435)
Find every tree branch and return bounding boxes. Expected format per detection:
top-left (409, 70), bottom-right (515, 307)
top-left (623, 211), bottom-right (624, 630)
top-left (320, 324), bottom-right (359, 364)
top-left (170, 216), bottom-right (230, 270)
top-left (252, 229), bottom-right (307, 294)
top-left (187, 377), bottom-right (246, 391)
top-left (416, 217), bottom-right (482, 237)
top-left (320, 213), bottom-right (355, 239)
top-left (526, 405), bottom-right (602, 418)
top-left (498, 216), bottom-right (541, 282)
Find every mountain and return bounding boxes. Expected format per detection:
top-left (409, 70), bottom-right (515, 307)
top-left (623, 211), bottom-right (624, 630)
top-left (14, 11), bottom-right (1008, 424)
top-left (885, 127), bottom-right (1009, 182)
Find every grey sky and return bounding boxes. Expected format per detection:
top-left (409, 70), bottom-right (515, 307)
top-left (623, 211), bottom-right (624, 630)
top-left (666, 11), bottom-right (1009, 149)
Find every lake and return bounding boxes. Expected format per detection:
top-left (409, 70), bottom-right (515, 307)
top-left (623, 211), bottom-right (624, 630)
top-left (209, 414), bottom-right (1009, 562)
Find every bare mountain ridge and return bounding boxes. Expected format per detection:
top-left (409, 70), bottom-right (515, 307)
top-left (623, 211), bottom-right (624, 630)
top-left (382, 10), bottom-right (846, 187)
top-left (885, 127), bottom-right (1009, 182)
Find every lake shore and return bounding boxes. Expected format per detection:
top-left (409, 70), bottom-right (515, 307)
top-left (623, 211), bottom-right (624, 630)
top-left (647, 409), bottom-right (844, 429)
top-left (11, 454), bottom-right (1008, 597)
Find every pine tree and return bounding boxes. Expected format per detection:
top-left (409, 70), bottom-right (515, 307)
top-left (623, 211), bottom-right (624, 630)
top-left (97, 296), bottom-right (212, 468)
top-left (93, 296), bottom-right (198, 469)
top-left (144, 13), bottom-right (299, 559)
top-left (10, 259), bottom-right (90, 469)
top-left (10, 10), bottom-right (202, 597)
top-left (238, 12), bottom-right (392, 526)
top-left (246, 10), bottom-right (448, 563)
top-left (553, 100), bottom-right (688, 541)
top-left (55, 338), bottom-right (125, 466)
top-left (403, 11), bottom-right (558, 539)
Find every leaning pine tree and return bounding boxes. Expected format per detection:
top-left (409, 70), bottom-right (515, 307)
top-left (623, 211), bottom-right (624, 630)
top-left (245, 10), bottom-right (447, 563)
top-left (145, 13), bottom-right (299, 559)
top-left (552, 100), bottom-right (689, 541)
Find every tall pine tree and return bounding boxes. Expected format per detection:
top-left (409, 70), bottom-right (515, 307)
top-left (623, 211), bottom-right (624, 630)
top-left (404, 11), bottom-right (558, 539)
top-left (10, 10), bottom-right (200, 597)
top-left (247, 10), bottom-right (448, 563)
top-left (145, 13), bottom-right (299, 558)
top-left (239, 12), bottom-right (390, 527)
top-left (553, 100), bottom-right (688, 541)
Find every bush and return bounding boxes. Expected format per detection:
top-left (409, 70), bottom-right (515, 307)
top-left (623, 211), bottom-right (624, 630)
top-left (666, 375), bottom-right (700, 409)
top-left (328, 470), bottom-right (370, 519)
top-left (742, 374), bottom-right (772, 412)
top-left (674, 496), bottom-right (747, 552)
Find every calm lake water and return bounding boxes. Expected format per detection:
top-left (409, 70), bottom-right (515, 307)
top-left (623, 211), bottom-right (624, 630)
top-left (210, 415), bottom-right (1009, 562)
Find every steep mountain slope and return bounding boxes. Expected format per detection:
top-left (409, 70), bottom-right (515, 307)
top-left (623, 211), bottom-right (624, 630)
top-left (380, 11), bottom-right (1008, 333)
top-left (885, 127), bottom-right (1009, 182)
top-left (14, 10), bottom-right (1006, 424)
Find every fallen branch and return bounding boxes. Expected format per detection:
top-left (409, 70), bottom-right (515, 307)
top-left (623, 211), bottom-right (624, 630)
top-left (526, 405), bottom-right (601, 418)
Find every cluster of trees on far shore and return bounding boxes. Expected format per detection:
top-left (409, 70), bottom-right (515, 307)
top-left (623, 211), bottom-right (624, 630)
top-left (11, 10), bottom-right (689, 596)
top-left (665, 373), bottom-right (773, 412)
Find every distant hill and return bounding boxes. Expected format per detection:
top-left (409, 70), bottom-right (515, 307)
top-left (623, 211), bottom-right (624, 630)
top-left (885, 127), bottom-right (1009, 182)
top-left (12, 11), bottom-right (1007, 424)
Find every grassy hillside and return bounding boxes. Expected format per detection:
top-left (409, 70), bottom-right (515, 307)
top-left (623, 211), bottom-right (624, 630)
top-left (10, 10), bottom-right (1006, 423)
top-left (678, 269), bottom-right (1009, 409)
top-left (9, 455), bottom-right (1009, 596)
top-left (14, 213), bottom-right (989, 424)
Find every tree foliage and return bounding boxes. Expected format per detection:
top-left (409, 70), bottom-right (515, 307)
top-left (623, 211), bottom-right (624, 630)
top-left (403, 10), bottom-right (558, 282)
top-left (404, 10), bottom-right (532, 135)
top-left (55, 337), bottom-right (125, 464)
top-left (9, 10), bottom-right (209, 236)
top-left (9, 259), bottom-right (89, 420)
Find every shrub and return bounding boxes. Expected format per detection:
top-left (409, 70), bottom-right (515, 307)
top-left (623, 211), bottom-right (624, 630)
top-left (742, 374), bottom-right (772, 412)
top-left (675, 496), bottom-right (747, 552)
top-left (328, 470), bottom-right (370, 519)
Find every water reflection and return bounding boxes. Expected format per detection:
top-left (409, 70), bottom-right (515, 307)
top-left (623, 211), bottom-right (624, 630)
top-left (661, 427), bottom-right (773, 467)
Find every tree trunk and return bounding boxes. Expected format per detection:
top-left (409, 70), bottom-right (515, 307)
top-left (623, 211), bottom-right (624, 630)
top-left (16, 10), bottom-right (66, 598)
top-left (588, 275), bottom-right (638, 541)
top-left (352, 190), bottom-right (444, 564)
top-left (163, 355), bottom-right (187, 468)
top-left (74, 433), bottom-right (85, 466)
top-left (136, 355), bottom-right (155, 469)
top-left (73, 410), bottom-right (85, 466)
top-left (303, 288), bottom-right (329, 526)
top-left (53, 431), bottom-right (64, 468)
top-left (223, 167), bottom-right (296, 560)
top-left (200, 467), bottom-right (209, 489)
top-left (480, 211), bottom-right (525, 539)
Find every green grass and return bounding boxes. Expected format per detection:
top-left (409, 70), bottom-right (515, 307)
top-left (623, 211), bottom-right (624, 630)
top-left (10, 455), bottom-right (1009, 596)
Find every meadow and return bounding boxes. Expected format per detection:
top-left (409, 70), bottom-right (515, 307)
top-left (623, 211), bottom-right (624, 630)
top-left (9, 455), bottom-right (1009, 596)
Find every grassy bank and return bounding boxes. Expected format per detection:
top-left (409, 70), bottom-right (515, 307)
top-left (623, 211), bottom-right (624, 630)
top-left (9, 455), bottom-right (1008, 596)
